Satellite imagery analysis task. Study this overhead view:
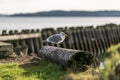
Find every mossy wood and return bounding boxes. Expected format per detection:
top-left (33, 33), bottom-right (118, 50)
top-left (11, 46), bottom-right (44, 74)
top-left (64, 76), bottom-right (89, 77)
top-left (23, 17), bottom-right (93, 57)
top-left (0, 42), bottom-right (13, 57)
top-left (40, 46), bottom-right (94, 69)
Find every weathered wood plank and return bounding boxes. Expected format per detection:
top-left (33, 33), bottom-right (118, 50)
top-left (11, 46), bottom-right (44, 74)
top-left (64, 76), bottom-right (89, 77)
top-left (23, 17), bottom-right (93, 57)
top-left (0, 42), bottom-right (13, 57)
top-left (0, 33), bottom-right (41, 41)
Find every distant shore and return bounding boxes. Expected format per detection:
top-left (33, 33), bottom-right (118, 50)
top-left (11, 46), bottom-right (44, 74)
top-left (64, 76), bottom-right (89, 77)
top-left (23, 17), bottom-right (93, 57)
top-left (1, 10), bottom-right (120, 17)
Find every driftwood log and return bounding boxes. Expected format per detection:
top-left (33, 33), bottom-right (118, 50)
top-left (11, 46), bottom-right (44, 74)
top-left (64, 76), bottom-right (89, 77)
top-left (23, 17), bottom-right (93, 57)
top-left (40, 46), bottom-right (94, 70)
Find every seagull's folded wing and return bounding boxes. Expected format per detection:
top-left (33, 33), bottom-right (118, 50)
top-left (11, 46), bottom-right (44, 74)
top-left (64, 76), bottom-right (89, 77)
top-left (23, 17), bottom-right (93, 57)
top-left (47, 34), bottom-right (62, 43)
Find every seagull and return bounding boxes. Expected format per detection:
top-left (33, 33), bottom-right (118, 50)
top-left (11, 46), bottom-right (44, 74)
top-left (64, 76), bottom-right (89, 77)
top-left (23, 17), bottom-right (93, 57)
top-left (43, 32), bottom-right (67, 47)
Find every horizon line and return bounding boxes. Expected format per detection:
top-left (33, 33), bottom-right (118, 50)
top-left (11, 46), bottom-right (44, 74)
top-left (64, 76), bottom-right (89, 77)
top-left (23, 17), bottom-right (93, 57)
top-left (1, 10), bottom-right (120, 15)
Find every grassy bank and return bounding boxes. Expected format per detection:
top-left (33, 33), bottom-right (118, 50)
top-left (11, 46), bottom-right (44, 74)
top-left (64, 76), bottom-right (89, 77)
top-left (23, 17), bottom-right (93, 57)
top-left (0, 60), bottom-right (66, 80)
top-left (0, 43), bottom-right (120, 80)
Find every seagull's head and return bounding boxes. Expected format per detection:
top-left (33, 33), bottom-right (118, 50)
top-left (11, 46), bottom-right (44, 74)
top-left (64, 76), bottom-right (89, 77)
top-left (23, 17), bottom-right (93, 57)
top-left (60, 32), bottom-right (68, 36)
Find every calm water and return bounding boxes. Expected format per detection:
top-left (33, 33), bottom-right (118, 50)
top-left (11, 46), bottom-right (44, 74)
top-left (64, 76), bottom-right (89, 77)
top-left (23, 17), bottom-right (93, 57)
top-left (0, 17), bottom-right (120, 33)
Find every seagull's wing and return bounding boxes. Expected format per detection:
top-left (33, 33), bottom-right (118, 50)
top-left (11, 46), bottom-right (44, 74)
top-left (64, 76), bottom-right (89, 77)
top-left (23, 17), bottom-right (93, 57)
top-left (47, 34), bottom-right (62, 43)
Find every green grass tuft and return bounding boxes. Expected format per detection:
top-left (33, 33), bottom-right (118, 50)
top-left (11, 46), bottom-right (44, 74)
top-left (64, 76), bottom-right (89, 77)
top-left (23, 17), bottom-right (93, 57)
top-left (100, 43), bottom-right (120, 80)
top-left (0, 60), bottom-right (66, 80)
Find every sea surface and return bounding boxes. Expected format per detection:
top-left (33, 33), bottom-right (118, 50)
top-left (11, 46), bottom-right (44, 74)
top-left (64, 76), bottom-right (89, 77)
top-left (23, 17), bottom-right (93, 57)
top-left (0, 17), bottom-right (120, 34)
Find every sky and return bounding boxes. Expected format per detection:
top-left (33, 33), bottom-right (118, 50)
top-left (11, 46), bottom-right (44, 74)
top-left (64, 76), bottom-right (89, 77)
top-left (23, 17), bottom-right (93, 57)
top-left (0, 0), bottom-right (120, 14)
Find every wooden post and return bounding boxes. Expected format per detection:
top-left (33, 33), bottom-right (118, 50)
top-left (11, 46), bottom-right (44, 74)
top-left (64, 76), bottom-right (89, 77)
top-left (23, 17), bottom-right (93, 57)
top-left (85, 27), bottom-right (94, 53)
top-left (69, 27), bottom-right (76, 49)
top-left (8, 30), bottom-right (14, 46)
top-left (92, 28), bottom-right (104, 59)
top-left (106, 26), bottom-right (113, 45)
top-left (13, 30), bottom-right (20, 54)
top-left (24, 30), bottom-right (35, 54)
top-left (2, 30), bottom-right (7, 35)
top-left (116, 25), bottom-right (120, 42)
top-left (41, 29), bottom-right (48, 46)
top-left (81, 28), bottom-right (89, 51)
top-left (97, 26), bottom-right (109, 49)
top-left (36, 29), bottom-right (42, 49)
top-left (111, 26), bottom-right (119, 44)
top-left (76, 27), bottom-right (85, 50)
top-left (31, 29), bottom-right (40, 56)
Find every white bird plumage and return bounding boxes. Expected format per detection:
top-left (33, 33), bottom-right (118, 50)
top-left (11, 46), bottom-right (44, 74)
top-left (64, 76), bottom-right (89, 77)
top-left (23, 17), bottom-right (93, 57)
top-left (44, 32), bottom-right (67, 47)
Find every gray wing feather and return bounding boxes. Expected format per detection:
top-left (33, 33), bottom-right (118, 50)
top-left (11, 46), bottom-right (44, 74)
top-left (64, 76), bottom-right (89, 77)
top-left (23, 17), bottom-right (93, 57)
top-left (47, 34), bottom-right (62, 43)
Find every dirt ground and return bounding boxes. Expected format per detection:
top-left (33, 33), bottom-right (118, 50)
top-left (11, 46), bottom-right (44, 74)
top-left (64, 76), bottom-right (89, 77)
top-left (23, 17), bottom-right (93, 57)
top-left (0, 53), bottom-right (41, 68)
